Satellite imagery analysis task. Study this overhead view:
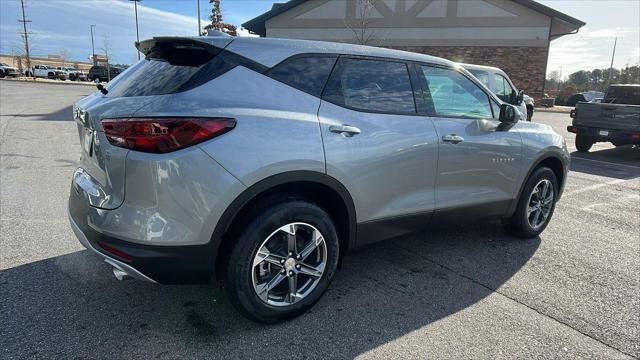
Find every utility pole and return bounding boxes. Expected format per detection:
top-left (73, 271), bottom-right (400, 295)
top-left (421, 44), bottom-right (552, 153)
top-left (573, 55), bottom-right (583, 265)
top-left (18, 0), bottom-right (33, 79)
top-left (130, 0), bottom-right (141, 60)
top-left (90, 25), bottom-right (96, 66)
top-left (197, 0), bottom-right (202, 35)
top-left (608, 37), bottom-right (617, 83)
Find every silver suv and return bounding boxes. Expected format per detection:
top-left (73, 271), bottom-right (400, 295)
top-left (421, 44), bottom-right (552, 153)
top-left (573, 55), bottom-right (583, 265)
top-left (68, 36), bottom-right (569, 322)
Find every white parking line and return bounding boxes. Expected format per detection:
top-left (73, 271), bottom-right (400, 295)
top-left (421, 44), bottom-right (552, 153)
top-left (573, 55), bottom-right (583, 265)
top-left (562, 178), bottom-right (632, 197)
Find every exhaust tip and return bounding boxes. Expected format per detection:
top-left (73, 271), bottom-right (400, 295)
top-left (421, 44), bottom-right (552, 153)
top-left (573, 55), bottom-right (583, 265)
top-left (113, 267), bottom-right (131, 281)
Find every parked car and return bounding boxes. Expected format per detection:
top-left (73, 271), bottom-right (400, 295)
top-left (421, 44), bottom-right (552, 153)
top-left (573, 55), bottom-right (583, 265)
top-left (568, 84), bottom-right (640, 151)
top-left (25, 64), bottom-right (66, 80)
top-left (461, 63), bottom-right (535, 121)
top-left (88, 65), bottom-right (123, 82)
top-left (57, 66), bottom-right (87, 81)
top-left (0, 62), bottom-right (19, 77)
top-left (565, 91), bottom-right (605, 107)
top-left (69, 36), bottom-right (569, 323)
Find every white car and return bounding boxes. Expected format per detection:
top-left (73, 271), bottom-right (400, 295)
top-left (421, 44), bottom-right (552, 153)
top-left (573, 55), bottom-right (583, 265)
top-left (25, 65), bottom-right (66, 80)
top-left (461, 63), bottom-right (535, 121)
top-left (0, 62), bottom-right (19, 78)
top-left (56, 66), bottom-right (87, 81)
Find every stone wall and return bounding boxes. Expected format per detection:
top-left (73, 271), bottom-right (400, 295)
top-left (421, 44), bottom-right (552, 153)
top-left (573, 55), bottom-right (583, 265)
top-left (390, 46), bottom-right (549, 102)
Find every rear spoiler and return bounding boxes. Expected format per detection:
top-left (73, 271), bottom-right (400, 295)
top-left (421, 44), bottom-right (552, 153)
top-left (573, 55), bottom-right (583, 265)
top-left (135, 36), bottom-right (235, 57)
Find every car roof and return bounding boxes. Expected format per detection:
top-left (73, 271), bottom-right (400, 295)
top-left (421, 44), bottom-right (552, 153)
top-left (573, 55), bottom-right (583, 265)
top-left (459, 62), bottom-right (506, 75)
top-left (144, 36), bottom-right (457, 68)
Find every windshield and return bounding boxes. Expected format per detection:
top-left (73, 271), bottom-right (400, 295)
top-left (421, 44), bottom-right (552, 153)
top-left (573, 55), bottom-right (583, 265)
top-left (0, 63), bottom-right (8, 67)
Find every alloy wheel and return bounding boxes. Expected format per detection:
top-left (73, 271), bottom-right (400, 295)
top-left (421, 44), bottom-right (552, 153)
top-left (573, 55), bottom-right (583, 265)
top-left (251, 222), bottom-right (327, 307)
top-left (526, 179), bottom-right (554, 230)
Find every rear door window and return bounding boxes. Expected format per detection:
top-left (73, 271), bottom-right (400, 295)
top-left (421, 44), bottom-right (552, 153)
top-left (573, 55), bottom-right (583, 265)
top-left (420, 65), bottom-right (493, 119)
top-left (268, 55), bottom-right (337, 97)
top-left (323, 57), bottom-right (416, 114)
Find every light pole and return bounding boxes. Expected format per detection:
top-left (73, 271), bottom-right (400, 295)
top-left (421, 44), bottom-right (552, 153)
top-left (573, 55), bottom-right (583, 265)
top-left (130, 0), bottom-right (141, 60)
top-left (197, 0), bottom-right (202, 35)
top-left (90, 25), bottom-right (96, 66)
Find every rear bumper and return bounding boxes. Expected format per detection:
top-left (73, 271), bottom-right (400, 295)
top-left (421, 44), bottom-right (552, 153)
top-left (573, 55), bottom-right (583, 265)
top-left (68, 184), bottom-right (217, 284)
top-left (567, 125), bottom-right (640, 144)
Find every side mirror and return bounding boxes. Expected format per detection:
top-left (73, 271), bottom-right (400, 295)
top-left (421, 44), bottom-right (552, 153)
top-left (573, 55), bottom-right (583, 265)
top-left (499, 103), bottom-right (519, 123)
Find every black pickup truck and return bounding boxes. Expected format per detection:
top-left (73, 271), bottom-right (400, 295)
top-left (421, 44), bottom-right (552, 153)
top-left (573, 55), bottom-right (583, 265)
top-left (568, 84), bottom-right (640, 152)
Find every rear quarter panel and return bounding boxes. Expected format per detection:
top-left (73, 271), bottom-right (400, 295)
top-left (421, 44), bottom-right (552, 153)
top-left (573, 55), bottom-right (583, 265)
top-left (132, 66), bottom-right (326, 188)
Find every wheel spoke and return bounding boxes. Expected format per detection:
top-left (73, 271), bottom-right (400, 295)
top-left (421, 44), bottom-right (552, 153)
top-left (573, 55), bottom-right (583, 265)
top-left (256, 273), bottom-right (286, 302)
top-left (253, 248), bottom-right (286, 268)
top-left (531, 208), bottom-right (541, 227)
top-left (298, 262), bottom-right (324, 278)
top-left (287, 273), bottom-right (298, 303)
top-left (299, 229), bottom-right (324, 261)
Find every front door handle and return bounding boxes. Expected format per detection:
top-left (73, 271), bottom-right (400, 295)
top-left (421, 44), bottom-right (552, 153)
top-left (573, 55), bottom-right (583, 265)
top-left (329, 124), bottom-right (361, 137)
top-left (442, 134), bottom-right (464, 144)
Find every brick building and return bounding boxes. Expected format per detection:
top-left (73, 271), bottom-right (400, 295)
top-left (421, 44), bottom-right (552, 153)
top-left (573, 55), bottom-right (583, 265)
top-left (243, 0), bottom-right (585, 101)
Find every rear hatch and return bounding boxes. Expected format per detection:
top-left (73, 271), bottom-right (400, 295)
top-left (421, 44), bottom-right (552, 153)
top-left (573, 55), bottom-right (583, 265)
top-left (73, 36), bottom-right (234, 209)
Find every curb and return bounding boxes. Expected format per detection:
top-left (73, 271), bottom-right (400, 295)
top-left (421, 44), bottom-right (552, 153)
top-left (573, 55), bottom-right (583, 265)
top-left (0, 77), bottom-right (96, 87)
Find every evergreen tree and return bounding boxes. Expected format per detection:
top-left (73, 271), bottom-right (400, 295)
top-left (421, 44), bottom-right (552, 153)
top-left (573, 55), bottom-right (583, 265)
top-left (203, 0), bottom-right (237, 36)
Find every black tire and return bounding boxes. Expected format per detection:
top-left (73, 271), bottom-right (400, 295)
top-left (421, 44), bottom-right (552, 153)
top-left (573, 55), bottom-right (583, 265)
top-left (527, 106), bottom-right (533, 122)
top-left (0, 71), bottom-right (5, 78)
top-left (224, 198), bottom-right (340, 323)
top-left (502, 166), bottom-right (558, 239)
top-left (575, 135), bottom-right (593, 152)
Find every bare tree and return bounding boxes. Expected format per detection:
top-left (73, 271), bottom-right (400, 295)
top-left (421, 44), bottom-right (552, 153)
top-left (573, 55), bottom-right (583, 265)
top-left (344, 0), bottom-right (377, 45)
top-left (101, 33), bottom-right (112, 82)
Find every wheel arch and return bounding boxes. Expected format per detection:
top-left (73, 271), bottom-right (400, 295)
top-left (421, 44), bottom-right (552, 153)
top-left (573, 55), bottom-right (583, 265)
top-left (507, 154), bottom-right (567, 216)
top-left (212, 171), bottom-right (357, 277)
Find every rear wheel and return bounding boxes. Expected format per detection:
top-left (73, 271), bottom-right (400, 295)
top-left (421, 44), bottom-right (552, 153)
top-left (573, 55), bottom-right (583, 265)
top-left (575, 135), bottom-right (593, 152)
top-left (503, 166), bottom-right (558, 238)
top-left (0, 71), bottom-right (5, 78)
top-left (224, 199), bottom-right (340, 323)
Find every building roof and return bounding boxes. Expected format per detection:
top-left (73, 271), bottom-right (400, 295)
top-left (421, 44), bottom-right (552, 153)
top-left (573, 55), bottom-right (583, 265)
top-left (243, 0), bottom-right (586, 37)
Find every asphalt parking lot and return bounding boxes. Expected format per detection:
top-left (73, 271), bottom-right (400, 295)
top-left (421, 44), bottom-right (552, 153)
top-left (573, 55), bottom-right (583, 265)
top-left (1, 80), bottom-right (638, 359)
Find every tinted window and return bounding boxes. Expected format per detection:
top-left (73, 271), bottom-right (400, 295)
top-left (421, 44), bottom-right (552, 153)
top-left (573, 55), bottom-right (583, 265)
top-left (268, 56), bottom-right (337, 97)
top-left (421, 66), bottom-right (493, 119)
top-left (323, 58), bottom-right (416, 114)
top-left (468, 69), bottom-right (490, 88)
top-left (604, 86), bottom-right (640, 105)
top-left (105, 41), bottom-right (218, 97)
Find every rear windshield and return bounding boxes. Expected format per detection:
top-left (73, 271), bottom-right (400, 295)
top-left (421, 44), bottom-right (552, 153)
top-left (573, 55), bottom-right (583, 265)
top-left (105, 41), bottom-right (218, 97)
top-left (604, 86), bottom-right (640, 105)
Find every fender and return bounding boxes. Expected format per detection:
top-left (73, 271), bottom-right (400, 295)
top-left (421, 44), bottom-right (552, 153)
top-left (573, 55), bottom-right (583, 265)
top-left (210, 170), bottom-right (357, 253)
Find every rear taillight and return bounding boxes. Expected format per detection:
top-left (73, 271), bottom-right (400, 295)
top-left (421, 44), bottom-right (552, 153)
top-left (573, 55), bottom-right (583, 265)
top-left (570, 109), bottom-right (577, 118)
top-left (101, 117), bottom-right (235, 153)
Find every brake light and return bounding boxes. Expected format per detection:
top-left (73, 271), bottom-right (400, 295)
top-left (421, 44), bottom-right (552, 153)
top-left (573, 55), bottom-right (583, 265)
top-left (98, 242), bottom-right (132, 261)
top-left (101, 117), bottom-right (235, 153)
top-left (632, 133), bottom-right (640, 140)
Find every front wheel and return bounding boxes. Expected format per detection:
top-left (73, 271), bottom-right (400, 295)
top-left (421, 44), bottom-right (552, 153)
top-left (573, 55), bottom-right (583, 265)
top-left (503, 166), bottom-right (558, 238)
top-left (224, 199), bottom-right (340, 323)
top-left (527, 106), bottom-right (533, 122)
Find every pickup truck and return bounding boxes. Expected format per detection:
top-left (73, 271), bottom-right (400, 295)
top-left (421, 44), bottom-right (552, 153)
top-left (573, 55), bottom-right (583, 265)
top-left (568, 84), bottom-right (640, 152)
top-left (25, 65), bottom-right (67, 80)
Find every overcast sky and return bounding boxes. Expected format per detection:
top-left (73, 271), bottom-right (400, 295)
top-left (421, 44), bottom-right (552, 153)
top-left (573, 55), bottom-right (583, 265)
top-left (0, 0), bottom-right (638, 77)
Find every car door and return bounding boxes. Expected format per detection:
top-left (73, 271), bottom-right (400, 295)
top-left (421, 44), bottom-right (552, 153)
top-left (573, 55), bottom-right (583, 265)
top-left (318, 57), bottom-right (439, 245)
top-left (416, 64), bottom-right (522, 220)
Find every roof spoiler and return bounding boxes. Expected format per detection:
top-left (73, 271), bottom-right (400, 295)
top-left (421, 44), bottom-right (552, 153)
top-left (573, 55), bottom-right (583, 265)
top-left (135, 36), bottom-right (234, 57)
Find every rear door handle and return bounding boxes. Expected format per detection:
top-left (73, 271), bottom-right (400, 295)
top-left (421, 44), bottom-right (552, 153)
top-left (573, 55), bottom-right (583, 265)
top-left (442, 134), bottom-right (464, 144)
top-left (329, 124), bottom-right (361, 137)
